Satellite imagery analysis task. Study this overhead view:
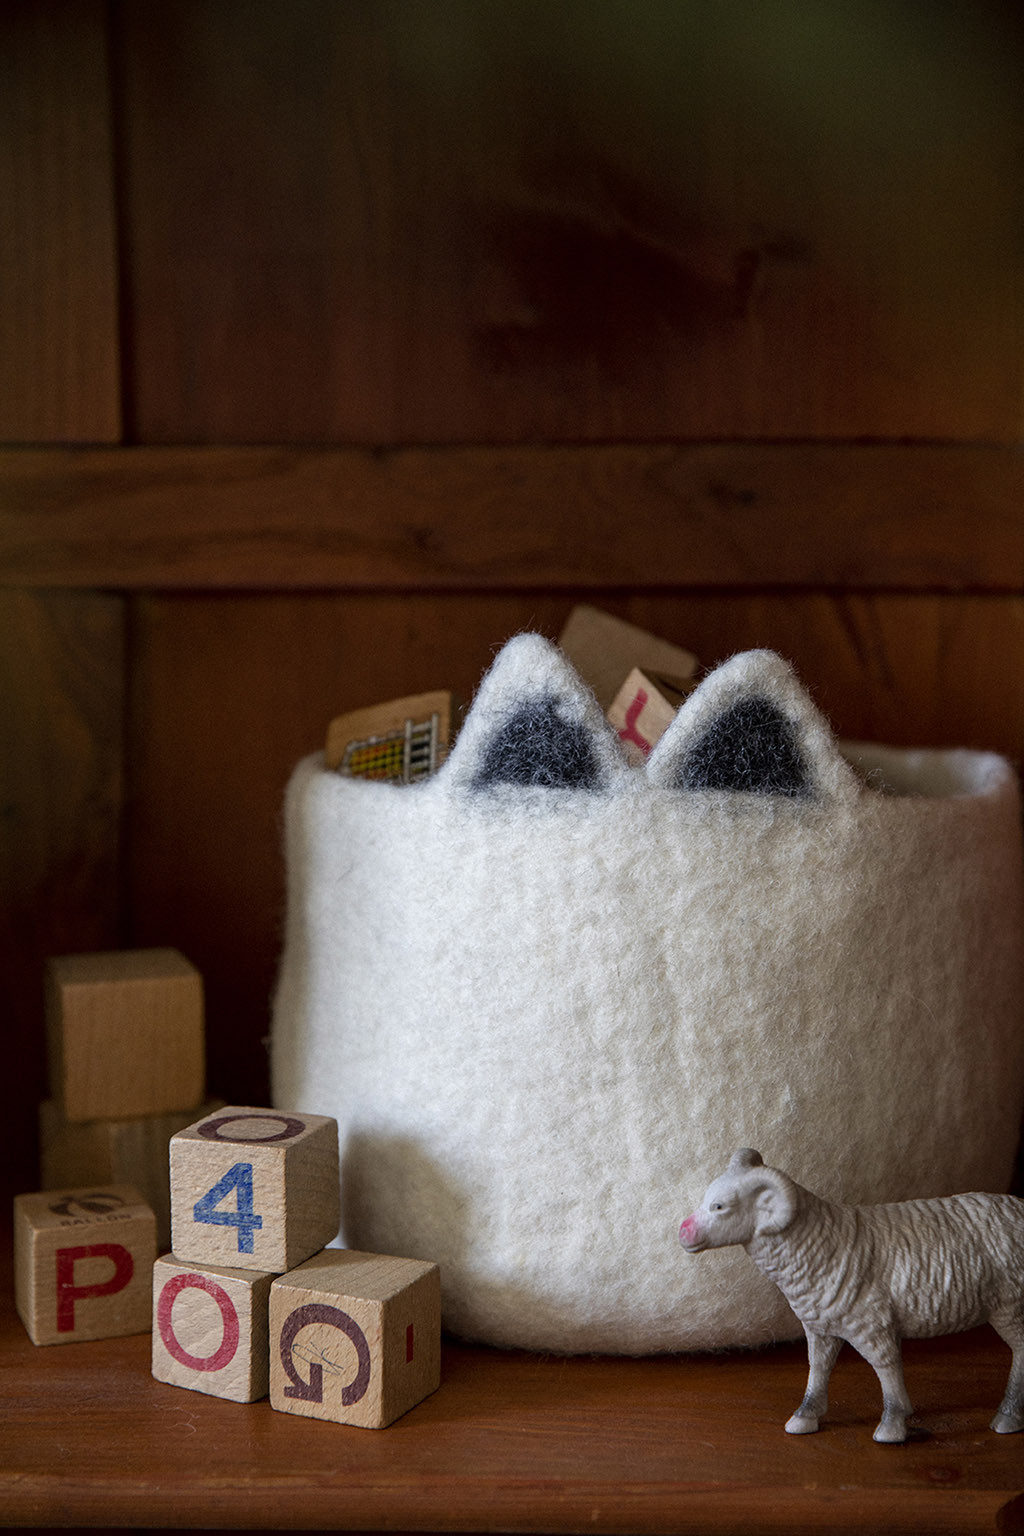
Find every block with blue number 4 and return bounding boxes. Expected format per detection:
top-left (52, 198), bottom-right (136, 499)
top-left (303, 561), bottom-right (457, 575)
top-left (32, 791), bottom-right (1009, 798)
top-left (169, 1106), bottom-right (339, 1273)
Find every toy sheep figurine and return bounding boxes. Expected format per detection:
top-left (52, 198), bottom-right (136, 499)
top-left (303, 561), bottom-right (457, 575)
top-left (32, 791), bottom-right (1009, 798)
top-left (679, 1149), bottom-right (1024, 1443)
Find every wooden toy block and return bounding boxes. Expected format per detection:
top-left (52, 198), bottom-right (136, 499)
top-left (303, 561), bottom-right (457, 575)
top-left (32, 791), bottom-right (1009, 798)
top-left (14, 1183), bottom-right (157, 1345)
top-left (39, 1098), bottom-right (224, 1250)
top-left (170, 1106), bottom-right (339, 1273)
top-left (606, 666), bottom-right (695, 761)
top-left (45, 949), bottom-right (205, 1123)
top-left (269, 1249), bottom-right (441, 1429)
top-left (324, 689), bottom-right (452, 780)
top-left (152, 1253), bottom-right (274, 1402)
top-left (557, 605), bottom-right (697, 711)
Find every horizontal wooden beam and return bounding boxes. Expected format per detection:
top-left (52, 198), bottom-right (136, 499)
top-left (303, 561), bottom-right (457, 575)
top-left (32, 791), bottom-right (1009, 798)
top-left (2, 444), bottom-right (1023, 591)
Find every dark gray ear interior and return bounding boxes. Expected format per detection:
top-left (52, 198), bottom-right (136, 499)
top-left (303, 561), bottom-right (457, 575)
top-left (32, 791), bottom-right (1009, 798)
top-left (471, 695), bottom-right (603, 790)
top-left (677, 697), bottom-right (811, 797)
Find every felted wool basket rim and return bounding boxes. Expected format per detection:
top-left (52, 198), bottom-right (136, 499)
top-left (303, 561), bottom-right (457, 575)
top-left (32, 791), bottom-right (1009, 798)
top-left (313, 637), bottom-right (1015, 808)
top-left (271, 638), bottom-right (1024, 1355)
top-left (308, 739), bottom-right (1014, 803)
top-left (837, 740), bottom-right (1012, 799)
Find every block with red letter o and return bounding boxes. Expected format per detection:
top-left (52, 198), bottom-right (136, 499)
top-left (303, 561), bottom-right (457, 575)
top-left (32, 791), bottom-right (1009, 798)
top-left (13, 1184), bottom-right (156, 1345)
top-left (152, 1254), bottom-right (274, 1401)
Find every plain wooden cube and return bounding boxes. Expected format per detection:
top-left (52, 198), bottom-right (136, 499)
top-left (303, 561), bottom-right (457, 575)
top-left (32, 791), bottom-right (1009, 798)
top-left (39, 1098), bottom-right (223, 1250)
top-left (14, 1183), bottom-right (157, 1345)
top-left (269, 1249), bottom-right (441, 1428)
top-left (152, 1253), bottom-right (274, 1402)
top-left (557, 605), bottom-right (697, 711)
top-left (46, 949), bottom-right (205, 1122)
top-left (170, 1105), bottom-right (339, 1273)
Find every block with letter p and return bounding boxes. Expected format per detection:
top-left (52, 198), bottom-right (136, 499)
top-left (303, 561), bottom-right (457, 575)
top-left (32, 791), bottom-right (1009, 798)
top-left (14, 1183), bottom-right (156, 1345)
top-left (170, 1106), bottom-right (339, 1272)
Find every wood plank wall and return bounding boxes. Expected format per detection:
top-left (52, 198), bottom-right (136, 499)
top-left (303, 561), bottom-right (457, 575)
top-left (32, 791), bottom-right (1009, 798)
top-left (2, 0), bottom-right (1023, 1203)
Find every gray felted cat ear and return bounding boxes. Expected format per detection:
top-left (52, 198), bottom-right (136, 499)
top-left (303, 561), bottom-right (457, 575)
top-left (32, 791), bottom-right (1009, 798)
top-left (442, 632), bottom-right (630, 793)
top-left (646, 650), bottom-right (860, 803)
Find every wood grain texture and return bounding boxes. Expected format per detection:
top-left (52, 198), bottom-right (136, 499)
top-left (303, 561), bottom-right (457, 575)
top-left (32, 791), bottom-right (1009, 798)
top-left (45, 949), bottom-right (205, 1122)
top-left (0, 0), bottom-right (120, 443)
top-left (13, 1184), bottom-right (155, 1346)
top-left (560, 605), bottom-right (698, 710)
top-left (124, 591), bottom-right (1024, 1123)
top-left (2, 1226), bottom-right (1023, 1535)
top-left (170, 1108), bottom-right (340, 1273)
top-left (113, 0), bottom-right (1023, 444)
top-left (269, 1250), bottom-right (441, 1429)
top-left (0, 591), bottom-right (124, 1207)
top-left (152, 1253), bottom-right (273, 1402)
top-left (4, 444), bottom-right (1024, 589)
top-left (40, 1098), bottom-right (223, 1251)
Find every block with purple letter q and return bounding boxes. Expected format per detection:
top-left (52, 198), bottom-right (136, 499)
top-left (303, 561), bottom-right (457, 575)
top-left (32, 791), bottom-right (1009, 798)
top-left (152, 1253), bottom-right (274, 1402)
top-left (14, 1183), bottom-right (156, 1345)
top-left (170, 1106), bottom-right (339, 1273)
top-left (269, 1249), bottom-right (441, 1428)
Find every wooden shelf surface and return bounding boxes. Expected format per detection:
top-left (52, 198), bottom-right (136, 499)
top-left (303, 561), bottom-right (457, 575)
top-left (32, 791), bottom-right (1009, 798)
top-left (3, 1240), bottom-right (1024, 1535)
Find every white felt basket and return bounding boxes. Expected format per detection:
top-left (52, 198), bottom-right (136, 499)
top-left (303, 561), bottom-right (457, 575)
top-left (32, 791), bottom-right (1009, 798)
top-left (271, 638), bottom-right (1024, 1353)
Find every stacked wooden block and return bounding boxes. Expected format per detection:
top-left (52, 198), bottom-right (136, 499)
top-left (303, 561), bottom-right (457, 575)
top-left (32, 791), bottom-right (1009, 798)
top-left (558, 605), bottom-right (699, 760)
top-left (41, 949), bottom-right (214, 1248)
top-left (16, 949), bottom-right (441, 1425)
top-left (17, 948), bottom-right (207, 1345)
top-left (154, 1105), bottom-right (441, 1427)
top-left (14, 1182), bottom-right (158, 1345)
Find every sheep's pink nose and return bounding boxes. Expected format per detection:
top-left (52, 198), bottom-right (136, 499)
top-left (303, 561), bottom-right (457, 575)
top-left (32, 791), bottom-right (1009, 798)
top-left (679, 1215), bottom-right (699, 1246)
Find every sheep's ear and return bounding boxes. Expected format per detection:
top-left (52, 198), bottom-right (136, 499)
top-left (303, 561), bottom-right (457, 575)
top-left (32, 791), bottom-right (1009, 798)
top-left (441, 633), bottom-right (629, 793)
top-left (755, 1172), bottom-right (798, 1235)
top-left (646, 650), bottom-right (859, 804)
top-left (728, 1147), bottom-right (764, 1172)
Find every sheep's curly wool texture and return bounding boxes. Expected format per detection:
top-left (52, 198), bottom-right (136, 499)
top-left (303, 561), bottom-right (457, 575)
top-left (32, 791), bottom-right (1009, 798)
top-left (271, 637), bottom-right (1024, 1354)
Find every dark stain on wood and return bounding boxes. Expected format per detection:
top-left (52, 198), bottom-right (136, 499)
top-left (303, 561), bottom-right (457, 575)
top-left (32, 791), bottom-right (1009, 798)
top-left (475, 159), bottom-right (814, 380)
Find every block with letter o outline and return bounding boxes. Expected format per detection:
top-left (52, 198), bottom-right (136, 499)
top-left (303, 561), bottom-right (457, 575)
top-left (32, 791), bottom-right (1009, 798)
top-left (157, 1270), bottom-right (240, 1373)
top-left (197, 1111), bottom-right (307, 1144)
top-left (151, 1254), bottom-right (274, 1402)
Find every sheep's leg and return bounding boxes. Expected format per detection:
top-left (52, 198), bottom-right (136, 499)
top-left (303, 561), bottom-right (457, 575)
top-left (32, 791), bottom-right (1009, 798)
top-left (785, 1329), bottom-right (842, 1434)
top-left (990, 1312), bottom-right (1024, 1434)
top-left (858, 1336), bottom-right (913, 1443)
